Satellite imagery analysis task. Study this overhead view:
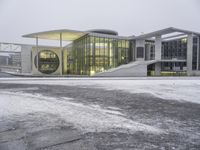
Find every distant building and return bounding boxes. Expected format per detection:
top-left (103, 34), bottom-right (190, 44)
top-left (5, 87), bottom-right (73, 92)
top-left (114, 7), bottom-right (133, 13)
top-left (0, 43), bottom-right (24, 72)
top-left (0, 53), bottom-right (10, 66)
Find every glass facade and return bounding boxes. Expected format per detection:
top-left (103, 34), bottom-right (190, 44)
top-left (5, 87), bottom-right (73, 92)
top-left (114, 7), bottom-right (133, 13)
top-left (162, 38), bottom-right (187, 60)
top-left (147, 38), bottom-right (188, 76)
top-left (161, 62), bottom-right (186, 71)
top-left (63, 35), bottom-right (130, 76)
top-left (192, 37), bottom-right (198, 70)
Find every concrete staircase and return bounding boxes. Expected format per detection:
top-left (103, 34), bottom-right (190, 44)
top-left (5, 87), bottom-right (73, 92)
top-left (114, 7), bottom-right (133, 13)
top-left (95, 60), bottom-right (158, 77)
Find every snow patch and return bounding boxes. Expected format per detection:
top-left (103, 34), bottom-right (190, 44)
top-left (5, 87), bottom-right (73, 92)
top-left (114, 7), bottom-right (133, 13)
top-left (0, 91), bottom-right (163, 134)
top-left (1, 78), bottom-right (200, 104)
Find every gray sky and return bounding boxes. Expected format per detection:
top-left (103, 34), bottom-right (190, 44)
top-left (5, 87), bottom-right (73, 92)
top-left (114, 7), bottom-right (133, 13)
top-left (0, 0), bottom-right (200, 45)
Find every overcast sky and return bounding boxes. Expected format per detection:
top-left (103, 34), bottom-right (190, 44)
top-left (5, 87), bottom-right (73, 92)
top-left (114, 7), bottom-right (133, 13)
top-left (0, 0), bottom-right (200, 45)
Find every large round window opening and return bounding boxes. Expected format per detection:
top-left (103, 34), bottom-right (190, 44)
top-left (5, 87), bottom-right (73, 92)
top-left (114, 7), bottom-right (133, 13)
top-left (34, 50), bottom-right (59, 74)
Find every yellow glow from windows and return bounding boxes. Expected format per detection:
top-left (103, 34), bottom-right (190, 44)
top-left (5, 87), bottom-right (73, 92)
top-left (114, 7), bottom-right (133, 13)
top-left (100, 68), bottom-right (104, 72)
top-left (95, 43), bottom-right (108, 47)
top-left (24, 30), bottom-right (86, 41)
top-left (40, 52), bottom-right (47, 59)
top-left (181, 38), bottom-right (187, 43)
top-left (90, 70), bottom-right (96, 76)
top-left (39, 51), bottom-right (57, 59)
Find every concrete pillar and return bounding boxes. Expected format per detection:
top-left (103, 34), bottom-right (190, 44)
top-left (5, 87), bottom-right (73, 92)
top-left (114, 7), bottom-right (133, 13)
top-left (155, 62), bottom-right (161, 76)
top-left (21, 45), bottom-right (32, 74)
top-left (145, 44), bottom-right (151, 60)
top-left (132, 40), bottom-right (136, 61)
top-left (135, 39), bottom-right (145, 61)
top-left (155, 35), bottom-right (162, 60)
top-left (187, 34), bottom-right (193, 76)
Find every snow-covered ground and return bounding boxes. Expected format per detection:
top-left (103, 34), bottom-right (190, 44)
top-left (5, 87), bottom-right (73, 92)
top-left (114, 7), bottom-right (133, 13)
top-left (0, 91), bottom-right (162, 134)
top-left (1, 77), bottom-right (200, 104)
top-left (0, 77), bottom-right (200, 149)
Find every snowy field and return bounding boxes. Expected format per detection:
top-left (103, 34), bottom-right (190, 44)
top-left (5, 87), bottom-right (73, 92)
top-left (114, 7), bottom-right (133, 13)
top-left (1, 77), bottom-right (200, 103)
top-left (0, 77), bottom-right (200, 149)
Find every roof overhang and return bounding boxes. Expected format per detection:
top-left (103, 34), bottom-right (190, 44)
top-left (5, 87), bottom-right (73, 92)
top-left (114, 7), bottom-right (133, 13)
top-left (22, 29), bottom-right (88, 41)
top-left (135, 27), bottom-right (200, 39)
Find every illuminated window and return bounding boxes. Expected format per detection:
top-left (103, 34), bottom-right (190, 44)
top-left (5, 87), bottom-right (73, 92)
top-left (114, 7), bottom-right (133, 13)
top-left (181, 38), bottom-right (187, 43)
top-left (35, 50), bottom-right (59, 74)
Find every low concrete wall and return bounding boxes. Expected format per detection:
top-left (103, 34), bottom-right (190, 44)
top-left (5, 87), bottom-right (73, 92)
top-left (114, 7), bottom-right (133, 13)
top-left (188, 71), bottom-right (200, 76)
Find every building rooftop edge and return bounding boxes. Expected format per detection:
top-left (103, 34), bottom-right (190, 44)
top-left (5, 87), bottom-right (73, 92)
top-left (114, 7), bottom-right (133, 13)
top-left (21, 27), bottom-right (200, 42)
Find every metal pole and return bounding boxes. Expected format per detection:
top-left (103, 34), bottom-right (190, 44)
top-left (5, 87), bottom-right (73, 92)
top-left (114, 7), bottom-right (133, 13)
top-left (60, 33), bottom-right (62, 48)
top-left (60, 33), bottom-right (63, 75)
top-left (36, 37), bottom-right (39, 71)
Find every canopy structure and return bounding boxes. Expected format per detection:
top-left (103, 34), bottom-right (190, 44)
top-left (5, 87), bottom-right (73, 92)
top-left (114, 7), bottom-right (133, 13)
top-left (22, 29), bottom-right (89, 75)
top-left (135, 27), bottom-right (200, 39)
top-left (22, 29), bottom-right (88, 41)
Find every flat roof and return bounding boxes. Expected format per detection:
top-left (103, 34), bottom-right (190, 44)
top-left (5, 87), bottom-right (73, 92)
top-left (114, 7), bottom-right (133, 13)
top-left (135, 27), bottom-right (200, 39)
top-left (22, 27), bottom-right (200, 41)
top-left (88, 32), bottom-right (130, 40)
top-left (87, 29), bottom-right (118, 35)
top-left (22, 29), bottom-right (88, 41)
top-left (134, 27), bottom-right (200, 39)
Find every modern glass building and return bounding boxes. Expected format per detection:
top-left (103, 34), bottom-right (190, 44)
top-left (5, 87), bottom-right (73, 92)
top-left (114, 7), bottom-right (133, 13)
top-left (8, 27), bottom-right (200, 76)
top-left (23, 29), bottom-right (132, 76)
top-left (62, 33), bottom-right (130, 76)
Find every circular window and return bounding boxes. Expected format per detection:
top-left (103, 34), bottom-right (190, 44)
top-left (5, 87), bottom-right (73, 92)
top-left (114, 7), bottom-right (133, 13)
top-left (34, 50), bottom-right (59, 74)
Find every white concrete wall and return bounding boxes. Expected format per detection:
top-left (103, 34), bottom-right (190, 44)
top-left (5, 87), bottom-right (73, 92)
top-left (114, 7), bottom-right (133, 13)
top-left (187, 34), bottom-right (193, 76)
top-left (155, 62), bottom-right (161, 76)
top-left (131, 41), bottom-right (136, 61)
top-left (21, 45), bottom-right (32, 73)
top-left (145, 44), bottom-right (151, 60)
top-left (155, 35), bottom-right (162, 60)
